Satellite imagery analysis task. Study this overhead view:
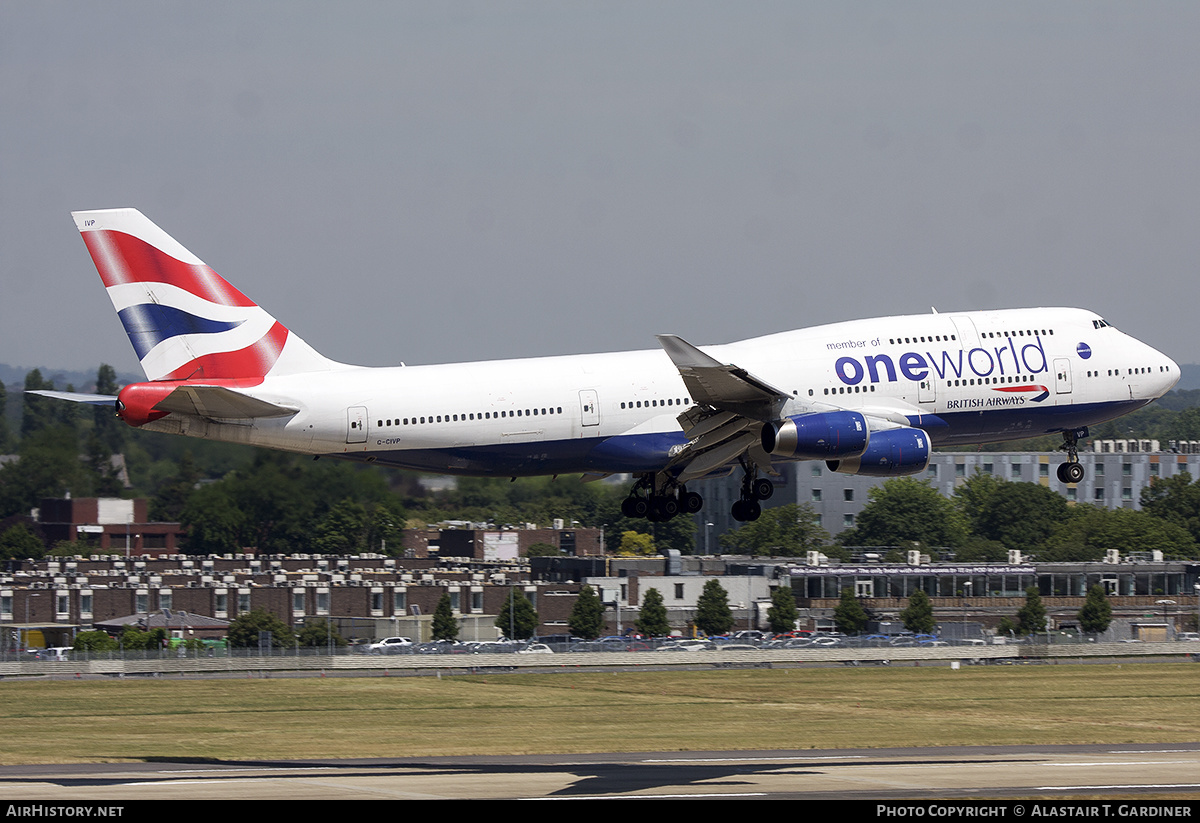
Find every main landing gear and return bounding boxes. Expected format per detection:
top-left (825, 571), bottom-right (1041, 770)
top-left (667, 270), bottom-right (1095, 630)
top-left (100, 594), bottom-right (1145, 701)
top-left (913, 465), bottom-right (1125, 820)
top-left (621, 473), bottom-right (703, 522)
top-left (1056, 427), bottom-right (1087, 484)
top-left (731, 463), bottom-right (773, 523)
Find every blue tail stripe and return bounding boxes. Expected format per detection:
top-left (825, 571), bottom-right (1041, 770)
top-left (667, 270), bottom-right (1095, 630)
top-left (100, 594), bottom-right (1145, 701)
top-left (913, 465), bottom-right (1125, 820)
top-left (117, 304), bottom-right (245, 360)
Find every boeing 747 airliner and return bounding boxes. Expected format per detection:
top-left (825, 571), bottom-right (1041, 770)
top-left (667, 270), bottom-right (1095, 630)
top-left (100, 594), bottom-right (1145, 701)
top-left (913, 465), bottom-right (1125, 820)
top-left (39, 209), bottom-right (1180, 523)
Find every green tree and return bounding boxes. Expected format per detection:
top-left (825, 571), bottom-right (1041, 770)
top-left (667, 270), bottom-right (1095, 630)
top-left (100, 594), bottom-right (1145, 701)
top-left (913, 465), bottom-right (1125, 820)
top-left (226, 608), bottom-right (296, 648)
top-left (495, 588), bottom-right (539, 640)
top-left (635, 587), bottom-right (671, 637)
top-left (0, 379), bottom-right (10, 453)
top-left (720, 503), bottom-right (828, 556)
top-left (1140, 472), bottom-right (1200, 544)
top-left (92, 364), bottom-right (123, 453)
top-left (73, 630), bottom-right (117, 653)
top-left (297, 618), bottom-right (347, 648)
top-left (569, 584), bottom-right (606, 639)
top-left (119, 626), bottom-right (153, 651)
top-left (617, 531), bottom-right (656, 556)
top-left (1015, 587), bottom-right (1047, 636)
top-left (971, 481), bottom-right (1069, 553)
top-left (525, 542), bottom-right (560, 557)
top-left (313, 499), bottom-right (368, 554)
top-left (1078, 585), bottom-right (1113, 635)
top-left (1041, 506), bottom-right (1198, 561)
top-left (695, 579), bottom-right (734, 636)
top-left (840, 478), bottom-right (968, 548)
top-left (765, 584), bottom-right (798, 634)
top-left (180, 483), bottom-right (246, 554)
top-left (0, 523), bottom-right (45, 560)
top-left (833, 587), bottom-right (870, 635)
top-left (432, 591), bottom-right (459, 641)
top-left (899, 589), bottom-right (936, 634)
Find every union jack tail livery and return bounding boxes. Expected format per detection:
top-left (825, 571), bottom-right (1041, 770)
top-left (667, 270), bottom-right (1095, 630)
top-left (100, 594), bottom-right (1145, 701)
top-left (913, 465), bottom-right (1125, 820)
top-left (72, 209), bottom-right (333, 382)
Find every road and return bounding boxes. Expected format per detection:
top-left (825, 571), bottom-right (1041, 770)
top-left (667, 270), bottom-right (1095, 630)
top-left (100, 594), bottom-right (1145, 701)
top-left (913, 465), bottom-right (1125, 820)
top-left (2, 744), bottom-right (1199, 800)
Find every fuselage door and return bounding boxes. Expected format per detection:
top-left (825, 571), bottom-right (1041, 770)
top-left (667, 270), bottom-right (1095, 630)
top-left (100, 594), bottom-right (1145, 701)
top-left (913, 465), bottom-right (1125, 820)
top-left (1053, 358), bottom-right (1073, 397)
top-left (347, 406), bottom-right (368, 443)
top-left (579, 390), bottom-right (600, 427)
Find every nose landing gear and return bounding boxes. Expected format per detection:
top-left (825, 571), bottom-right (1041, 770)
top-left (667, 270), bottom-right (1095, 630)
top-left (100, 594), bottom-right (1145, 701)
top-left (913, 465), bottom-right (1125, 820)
top-left (1056, 427), bottom-right (1088, 484)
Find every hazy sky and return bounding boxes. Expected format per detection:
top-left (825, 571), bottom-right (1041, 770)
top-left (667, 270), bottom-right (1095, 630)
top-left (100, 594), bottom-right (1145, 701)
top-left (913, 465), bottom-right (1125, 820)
top-left (2, 2), bottom-right (1198, 380)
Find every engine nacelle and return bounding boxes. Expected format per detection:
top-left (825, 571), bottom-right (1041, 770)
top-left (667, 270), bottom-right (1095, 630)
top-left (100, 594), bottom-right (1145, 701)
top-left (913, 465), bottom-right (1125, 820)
top-left (116, 382), bottom-right (175, 427)
top-left (762, 411), bottom-right (869, 460)
top-left (826, 426), bottom-right (930, 477)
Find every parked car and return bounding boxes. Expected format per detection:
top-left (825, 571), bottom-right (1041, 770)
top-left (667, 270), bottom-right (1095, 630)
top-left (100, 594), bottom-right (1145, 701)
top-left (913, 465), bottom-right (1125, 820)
top-left (367, 636), bottom-right (413, 654)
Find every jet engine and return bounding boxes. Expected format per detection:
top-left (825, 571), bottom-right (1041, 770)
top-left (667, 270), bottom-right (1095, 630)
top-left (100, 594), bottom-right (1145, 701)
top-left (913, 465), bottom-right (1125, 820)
top-left (826, 426), bottom-right (930, 477)
top-left (761, 410), bottom-right (869, 460)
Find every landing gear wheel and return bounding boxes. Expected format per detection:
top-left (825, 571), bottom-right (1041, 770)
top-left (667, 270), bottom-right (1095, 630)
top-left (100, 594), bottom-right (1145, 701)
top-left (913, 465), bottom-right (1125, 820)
top-left (751, 478), bottom-right (774, 501)
top-left (732, 499), bottom-right (761, 522)
top-left (681, 491), bottom-right (704, 514)
top-left (622, 497), bottom-right (649, 518)
top-left (1058, 462), bottom-right (1085, 484)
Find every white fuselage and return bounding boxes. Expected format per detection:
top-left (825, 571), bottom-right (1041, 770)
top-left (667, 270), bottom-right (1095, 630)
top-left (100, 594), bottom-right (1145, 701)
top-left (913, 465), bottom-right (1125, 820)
top-left (139, 307), bottom-right (1180, 477)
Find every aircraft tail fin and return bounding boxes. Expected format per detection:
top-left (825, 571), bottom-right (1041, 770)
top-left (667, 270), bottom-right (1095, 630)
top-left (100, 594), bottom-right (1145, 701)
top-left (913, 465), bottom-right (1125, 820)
top-left (72, 209), bottom-right (339, 383)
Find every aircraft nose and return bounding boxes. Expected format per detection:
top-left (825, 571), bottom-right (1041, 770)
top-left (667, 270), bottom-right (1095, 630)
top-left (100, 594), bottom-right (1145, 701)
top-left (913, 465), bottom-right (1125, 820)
top-left (1152, 347), bottom-right (1180, 396)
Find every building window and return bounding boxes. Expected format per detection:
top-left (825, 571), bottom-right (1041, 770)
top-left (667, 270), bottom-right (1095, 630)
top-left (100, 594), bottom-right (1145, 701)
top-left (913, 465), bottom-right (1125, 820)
top-left (1040, 464), bottom-right (1050, 478)
top-left (394, 590), bottom-right (407, 614)
top-left (1011, 464), bottom-right (1023, 478)
top-left (1095, 463), bottom-right (1105, 477)
top-left (956, 463), bottom-right (966, 478)
top-left (811, 489), bottom-right (822, 502)
top-left (1094, 488), bottom-right (1105, 501)
top-left (159, 590), bottom-right (171, 611)
top-left (927, 464), bottom-right (938, 477)
top-left (239, 591), bottom-right (251, 614)
top-left (675, 583), bottom-right (685, 599)
top-left (844, 489), bottom-right (854, 502)
top-left (844, 514), bottom-right (855, 527)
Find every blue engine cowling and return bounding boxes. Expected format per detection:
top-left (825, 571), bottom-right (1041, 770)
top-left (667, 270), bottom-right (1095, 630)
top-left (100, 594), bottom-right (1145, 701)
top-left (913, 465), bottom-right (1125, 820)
top-left (826, 426), bottom-right (930, 476)
top-left (762, 411), bottom-right (869, 460)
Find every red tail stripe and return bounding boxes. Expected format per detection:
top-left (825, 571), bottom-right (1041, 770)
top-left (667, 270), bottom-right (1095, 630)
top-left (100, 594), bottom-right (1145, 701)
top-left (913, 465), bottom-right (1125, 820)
top-left (161, 321), bottom-right (288, 381)
top-left (82, 229), bottom-right (258, 308)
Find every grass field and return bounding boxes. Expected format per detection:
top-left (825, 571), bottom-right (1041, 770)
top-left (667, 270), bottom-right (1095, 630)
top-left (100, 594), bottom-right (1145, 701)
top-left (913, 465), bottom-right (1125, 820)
top-left (1, 663), bottom-right (1198, 765)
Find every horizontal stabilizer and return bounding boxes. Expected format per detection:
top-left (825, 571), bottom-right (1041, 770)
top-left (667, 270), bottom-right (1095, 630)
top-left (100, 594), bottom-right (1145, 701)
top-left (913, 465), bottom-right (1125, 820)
top-left (153, 385), bottom-right (298, 420)
top-left (27, 390), bottom-right (117, 406)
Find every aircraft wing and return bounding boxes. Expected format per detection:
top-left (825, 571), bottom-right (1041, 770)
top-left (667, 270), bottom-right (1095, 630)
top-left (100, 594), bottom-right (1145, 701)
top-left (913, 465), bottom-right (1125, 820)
top-left (656, 334), bottom-right (791, 483)
top-left (656, 334), bottom-right (789, 420)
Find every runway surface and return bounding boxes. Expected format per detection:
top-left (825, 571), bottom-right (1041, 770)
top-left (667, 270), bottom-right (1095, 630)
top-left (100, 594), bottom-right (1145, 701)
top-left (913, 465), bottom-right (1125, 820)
top-left (2, 744), bottom-right (1200, 800)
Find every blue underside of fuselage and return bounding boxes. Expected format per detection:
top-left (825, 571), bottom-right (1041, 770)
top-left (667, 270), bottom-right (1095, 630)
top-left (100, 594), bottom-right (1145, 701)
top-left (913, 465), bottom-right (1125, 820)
top-left (326, 398), bottom-right (1149, 477)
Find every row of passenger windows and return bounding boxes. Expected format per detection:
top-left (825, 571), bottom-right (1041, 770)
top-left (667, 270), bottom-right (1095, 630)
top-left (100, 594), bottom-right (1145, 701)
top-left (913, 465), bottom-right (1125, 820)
top-left (889, 329), bottom-right (1056, 346)
top-left (1087, 366), bottom-right (1173, 378)
top-left (619, 397), bottom-right (690, 410)
top-left (378, 407), bottom-right (564, 427)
